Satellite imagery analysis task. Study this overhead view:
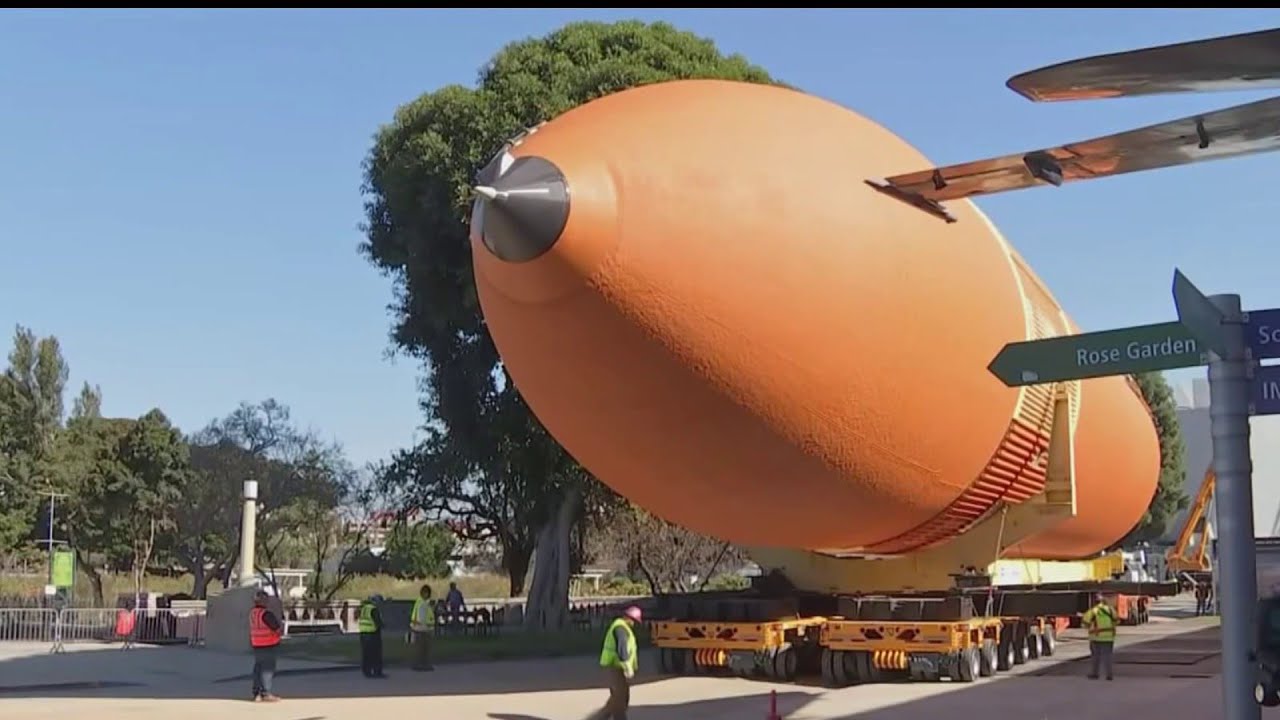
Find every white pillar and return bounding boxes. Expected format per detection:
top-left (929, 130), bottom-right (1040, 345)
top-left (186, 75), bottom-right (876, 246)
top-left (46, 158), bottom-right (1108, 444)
top-left (239, 480), bottom-right (258, 587)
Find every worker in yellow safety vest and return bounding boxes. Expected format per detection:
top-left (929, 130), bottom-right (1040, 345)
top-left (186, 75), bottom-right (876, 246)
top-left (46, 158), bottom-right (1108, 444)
top-left (357, 594), bottom-right (387, 679)
top-left (587, 605), bottom-right (642, 720)
top-left (1082, 594), bottom-right (1117, 681)
top-left (409, 584), bottom-right (436, 672)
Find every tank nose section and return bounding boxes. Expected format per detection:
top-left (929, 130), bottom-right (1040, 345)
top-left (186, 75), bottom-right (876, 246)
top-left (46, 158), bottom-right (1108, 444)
top-left (471, 155), bottom-right (570, 263)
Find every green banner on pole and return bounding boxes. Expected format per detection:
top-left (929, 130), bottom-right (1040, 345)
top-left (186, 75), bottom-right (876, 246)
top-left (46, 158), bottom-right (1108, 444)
top-left (51, 547), bottom-right (75, 589)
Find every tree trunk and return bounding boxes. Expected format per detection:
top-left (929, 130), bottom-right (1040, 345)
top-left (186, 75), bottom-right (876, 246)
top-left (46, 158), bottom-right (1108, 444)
top-left (74, 549), bottom-right (105, 606)
top-left (504, 540), bottom-right (533, 597)
top-left (524, 489), bottom-right (580, 632)
top-left (185, 538), bottom-right (206, 598)
top-left (191, 562), bottom-right (206, 599)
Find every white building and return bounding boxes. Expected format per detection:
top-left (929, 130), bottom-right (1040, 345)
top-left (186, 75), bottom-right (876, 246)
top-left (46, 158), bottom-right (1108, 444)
top-left (1167, 378), bottom-right (1280, 543)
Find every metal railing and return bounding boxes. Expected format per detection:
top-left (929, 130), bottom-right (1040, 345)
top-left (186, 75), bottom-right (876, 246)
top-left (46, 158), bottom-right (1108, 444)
top-left (0, 607), bottom-right (206, 653)
top-left (0, 595), bottom-right (647, 652)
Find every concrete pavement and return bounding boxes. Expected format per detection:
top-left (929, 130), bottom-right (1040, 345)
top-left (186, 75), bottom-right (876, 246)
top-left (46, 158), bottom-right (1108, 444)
top-left (0, 597), bottom-right (1233, 720)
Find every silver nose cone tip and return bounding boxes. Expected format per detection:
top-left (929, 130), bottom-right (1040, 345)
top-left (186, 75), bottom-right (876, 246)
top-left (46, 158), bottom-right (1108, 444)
top-left (470, 155), bottom-right (570, 264)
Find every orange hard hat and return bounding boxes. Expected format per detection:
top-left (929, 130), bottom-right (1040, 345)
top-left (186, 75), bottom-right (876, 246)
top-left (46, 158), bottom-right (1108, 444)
top-left (624, 605), bottom-right (643, 622)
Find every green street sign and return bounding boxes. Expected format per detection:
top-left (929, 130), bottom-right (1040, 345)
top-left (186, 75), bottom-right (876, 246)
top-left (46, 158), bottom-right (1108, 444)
top-left (988, 321), bottom-right (1210, 387)
top-left (1173, 269), bottom-right (1229, 359)
top-left (51, 547), bottom-right (75, 589)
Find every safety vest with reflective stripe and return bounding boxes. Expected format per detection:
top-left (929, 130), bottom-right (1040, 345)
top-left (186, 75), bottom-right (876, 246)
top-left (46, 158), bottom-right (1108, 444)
top-left (358, 601), bottom-right (378, 634)
top-left (249, 606), bottom-right (281, 648)
top-left (410, 598), bottom-right (436, 630)
top-left (1083, 603), bottom-right (1117, 643)
top-left (599, 618), bottom-right (637, 673)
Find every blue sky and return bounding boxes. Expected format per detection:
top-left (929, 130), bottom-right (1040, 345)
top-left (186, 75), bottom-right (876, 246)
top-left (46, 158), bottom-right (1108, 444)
top-left (2, 8), bottom-right (1279, 467)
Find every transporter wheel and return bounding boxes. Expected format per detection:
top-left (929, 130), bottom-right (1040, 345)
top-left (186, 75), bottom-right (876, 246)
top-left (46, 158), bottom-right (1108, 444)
top-left (1040, 623), bottom-right (1057, 657)
top-left (1258, 677), bottom-right (1280, 707)
top-left (996, 632), bottom-right (1015, 672)
top-left (770, 646), bottom-right (798, 682)
top-left (954, 647), bottom-right (979, 683)
top-left (841, 650), bottom-right (862, 684)
top-left (658, 647), bottom-right (673, 675)
top-left (855, 650), bottom-right (881, 683)
top-left (1026, 627), bottom-right (1041, 660)
top-left (1012, 623), bottom-right (1030, 665)
top-left (979, 639), bottom-right (996, 677)
top-left (821, 648), bottom-right (842, 688)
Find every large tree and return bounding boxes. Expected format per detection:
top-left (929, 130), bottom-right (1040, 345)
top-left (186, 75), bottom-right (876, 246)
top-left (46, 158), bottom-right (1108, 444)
top-left (360, 20), bottom-right (779, 630)
top-left (167, 399), bottom-right (350, 596)
top-left (1121, 372), bottom-right (1190, 545)
top-left (0, 326), bottom-right (69, 550)
top-left (53, 388), bottom-right (190, 605)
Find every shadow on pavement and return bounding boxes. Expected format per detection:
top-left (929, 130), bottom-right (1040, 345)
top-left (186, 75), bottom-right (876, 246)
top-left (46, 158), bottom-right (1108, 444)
top-left (821, 623), bottom-right (1224, 720)
top-left (487, 690), bottom-right (814, 720)
top-left (0, 644), bottom-right (667, 699)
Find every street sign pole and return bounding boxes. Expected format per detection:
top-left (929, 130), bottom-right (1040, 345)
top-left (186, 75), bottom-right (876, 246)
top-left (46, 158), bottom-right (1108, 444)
top-left (988, 268), bottom-right (1280, 719)
top-left (1203, 293), bottom-right (1260, 720)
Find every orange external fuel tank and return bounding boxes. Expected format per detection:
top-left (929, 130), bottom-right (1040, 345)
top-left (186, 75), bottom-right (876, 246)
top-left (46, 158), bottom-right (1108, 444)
top-left (468, 79), bottom-right (1160, 564)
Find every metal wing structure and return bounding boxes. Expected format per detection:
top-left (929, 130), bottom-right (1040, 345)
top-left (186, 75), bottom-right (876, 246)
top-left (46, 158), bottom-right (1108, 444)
top-left (870, 26), bottom-right (1280, 222)
top-left (1008, 27), bottom-right (1280, 102)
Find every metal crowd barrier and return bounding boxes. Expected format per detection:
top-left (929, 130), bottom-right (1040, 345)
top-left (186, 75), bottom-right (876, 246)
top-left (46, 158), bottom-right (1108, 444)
top-left (0, 608), bottom-right (56, 644)
top-left (0, 607), bottom-right (207, 653)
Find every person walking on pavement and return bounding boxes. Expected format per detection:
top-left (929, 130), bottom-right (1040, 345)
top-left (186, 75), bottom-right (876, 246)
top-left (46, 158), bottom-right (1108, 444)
top-left (445, 581), bottom-right (466, 633)
top-left (1194, 582), bottom-right (1207, 616)
top-left (1082, 593), bottom-right (1118, 681)
top-left (410, 584), bottom-right (436, 671)
top-left (248, 590), bottom-right (284, 702)
top-left (358, 594), bottom-right (388, 679)
top-left (588, 605), bottom-right (643, 720)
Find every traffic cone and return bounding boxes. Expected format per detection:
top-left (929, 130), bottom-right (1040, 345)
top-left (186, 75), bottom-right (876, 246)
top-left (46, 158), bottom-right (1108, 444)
top-left (766, 688), bottom-right (781, 720)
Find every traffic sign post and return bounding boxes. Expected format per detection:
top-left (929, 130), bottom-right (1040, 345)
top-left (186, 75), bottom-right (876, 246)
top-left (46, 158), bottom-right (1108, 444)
top-left (986, 269), bottom-right (1276, 720)
top-left (1175, 281), bottom-right (1259, 720)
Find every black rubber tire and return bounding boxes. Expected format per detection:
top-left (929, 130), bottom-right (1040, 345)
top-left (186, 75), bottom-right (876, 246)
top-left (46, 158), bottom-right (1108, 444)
top-left (772, 646), bottom-right (798, 682)
top-left (658, 647), bottom-right (673, 674)
top-left (1040, 623), bottom-right (1057, 657)
top-left (832, 650), bottom-right (850, 686)
top-left (820, 648), bottom-right (838, 687)
top-left (979, 639), bottom-right (996, 677)
top-left (1257, 680), bottom-right (1280, 707)
top-left (1026, 628), bottom-right (1041, 660)
top-left (997, 632), bottom-right (1015, 672)
top-left (956, 647), bottom-right (979, 683)
top-left (857, 651), bottom-right (881, 683)
top-left (1012, 623), bottom-right (1030, 665)
top-left (842, 650), bottom-right (862, 684)
top-left (763, 648), bottom-right (780, 680)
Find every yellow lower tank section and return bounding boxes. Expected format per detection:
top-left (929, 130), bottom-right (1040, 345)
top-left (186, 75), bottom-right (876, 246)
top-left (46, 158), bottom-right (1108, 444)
top-left (747, 547), bottom-right (1126, 594)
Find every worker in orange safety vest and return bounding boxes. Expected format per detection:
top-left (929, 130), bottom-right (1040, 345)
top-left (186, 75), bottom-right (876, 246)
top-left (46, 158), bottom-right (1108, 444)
top-left (249, 590), bottom-right (284, 702)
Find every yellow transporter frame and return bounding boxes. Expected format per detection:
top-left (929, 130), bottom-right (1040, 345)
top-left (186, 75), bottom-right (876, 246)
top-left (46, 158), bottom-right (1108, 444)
top-left (650, 389), bottom-right (1166, 685)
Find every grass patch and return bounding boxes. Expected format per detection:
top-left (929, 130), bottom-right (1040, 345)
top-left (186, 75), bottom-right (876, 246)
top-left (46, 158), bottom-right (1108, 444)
top-left (282, 625), bottom-right (653, 665)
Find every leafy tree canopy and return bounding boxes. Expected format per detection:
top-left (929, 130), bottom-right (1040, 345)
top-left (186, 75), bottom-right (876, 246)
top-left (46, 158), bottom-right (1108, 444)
top-left (1122, 372), bottom-right (1190, 545)
top-left (384, 521), bottom-right (457, 579)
